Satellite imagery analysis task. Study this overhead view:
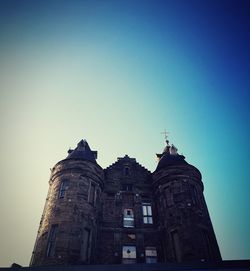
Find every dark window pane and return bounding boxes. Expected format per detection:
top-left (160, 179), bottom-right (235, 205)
top-left (88, 183), bottom-right (95, 204)
top-left (46, 224), bottom-right (58, 257)
top-left (58, 180), bottom-right (69, 199)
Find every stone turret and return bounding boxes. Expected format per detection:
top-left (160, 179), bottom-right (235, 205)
top-left (152, 139), bottom-right (221, 262)
top-left (30, 140), bottom-right (104, 266)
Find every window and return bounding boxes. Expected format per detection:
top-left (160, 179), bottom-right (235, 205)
top-left (202, 229), bottom-right (213, 260)
top-left (58, 179), bottom-right (69, 198)
top-left (123, 209), bottom-right (134, 228)
top-left (142, 203), bottom-right (153, 224)
top-left (122, 245), bottom-right (136, 264)
top-left (124, 167), bottom-right (130, 176)
top-left (190, 185), bottom-right (199, 205)
top-left (145, 247), bottom-right (157, 263)
top-left (46, 224), bottom-right (58, 257)
top-left (122, 184), bottom-right (133, 191)
top-left (88, 182), bottom-right (97, 205)
top-left (80, 228), bottom-right (91, 262)
top-left (89, 183), bottom-right (95, 203)
top-left (171, 230), bottom-right (182, 262)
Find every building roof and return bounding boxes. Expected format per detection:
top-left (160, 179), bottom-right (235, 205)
top-left (66, 139), bottom-right (97, 162)
top-left (155, 141), bottom-right (188, 170)
top-left (156, 153), bottom-right (188, 170)
top-left (105, 154), bottom-right (151, 174)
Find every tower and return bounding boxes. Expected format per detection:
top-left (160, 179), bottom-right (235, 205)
top-left (30, 140), bottom-right (104, 266)
top-left (152, 139), bottom-right (221, 262)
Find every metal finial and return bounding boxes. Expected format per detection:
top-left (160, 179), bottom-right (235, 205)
top-left (161, 129), bottom-right (170, 145)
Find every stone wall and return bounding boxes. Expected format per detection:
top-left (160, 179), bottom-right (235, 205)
top-left (30, 152), bottom-right (222, 266)
top-left (30, 159), bottom-right (104, 266)
top-left (152, 164), bottom-right (221, 262)
top-left (97, 156), bottom-right (160, 264)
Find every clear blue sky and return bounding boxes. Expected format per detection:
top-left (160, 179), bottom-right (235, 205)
top-left (0, 0), bottom-right (249, 267)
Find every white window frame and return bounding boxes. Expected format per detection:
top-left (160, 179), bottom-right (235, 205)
top-left (122, 245), bottom-right (136, 264)
top-left (123, 209), bottom-right (134, 228)
top-left (142, 203), bottom-right (153, 224)
top-left (145, 247), bottom-right (157, 263)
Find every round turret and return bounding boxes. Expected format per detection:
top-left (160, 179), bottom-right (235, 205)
top-left (152, 140), bottom-right (221, 262)
top-left (30, 140), bottom-right (104, 266)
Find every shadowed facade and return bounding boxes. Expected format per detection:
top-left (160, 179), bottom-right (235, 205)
top-left (30, 139), bottom-right (221, 266)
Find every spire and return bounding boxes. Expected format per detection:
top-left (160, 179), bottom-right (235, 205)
top-left (66, 139), bottom-right (97, 162)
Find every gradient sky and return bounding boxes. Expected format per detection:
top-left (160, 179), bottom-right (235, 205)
top-left (0, 0), bottom-right (249, 267)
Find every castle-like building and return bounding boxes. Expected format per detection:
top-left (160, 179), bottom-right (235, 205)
top-left (30, 139), bottom-right (221, 266)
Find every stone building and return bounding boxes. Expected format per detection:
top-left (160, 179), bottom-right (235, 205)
top-left (30, 139), bottom-right (221, 266)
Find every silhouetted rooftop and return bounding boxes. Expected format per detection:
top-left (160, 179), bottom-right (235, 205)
top-left (66, 139), bottom-right (97, 162)
top-left (156, 153), bottom-right (188, 170)
top-left (156, 141), bottom-right (188, 170)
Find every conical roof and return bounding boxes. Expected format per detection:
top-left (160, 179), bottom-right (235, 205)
top-left (66, 139), bottom-right (97, 162)
top-left (155, 141), bottom-right (188, 170)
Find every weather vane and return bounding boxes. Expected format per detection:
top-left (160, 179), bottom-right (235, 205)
top-left (161, 129), bottom-right (170, 145)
